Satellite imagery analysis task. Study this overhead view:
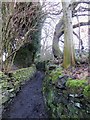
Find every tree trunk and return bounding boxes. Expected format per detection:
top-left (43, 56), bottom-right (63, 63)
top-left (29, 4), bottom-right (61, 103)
top-left (52, 18), bottom-right (63, 61)
top-left (62, 1), bottom-right (75, 68)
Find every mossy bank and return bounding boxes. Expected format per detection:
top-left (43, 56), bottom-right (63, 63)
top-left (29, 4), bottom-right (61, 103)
top-left (0, 65), bottom-right (36, 107)
top-left (43, 67), bottom-right (90, 119)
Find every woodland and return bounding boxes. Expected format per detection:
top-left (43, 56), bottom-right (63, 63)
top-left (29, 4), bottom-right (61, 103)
top-left (0, 0), bottom-right (90, 119)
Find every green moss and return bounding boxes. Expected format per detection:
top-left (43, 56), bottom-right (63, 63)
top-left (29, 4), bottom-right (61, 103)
top-left (49, 67), bottom-right (63, 83)
top-left (0, 66), bottom-right (36, 104)
top-left (83, 85), bottom-right (90, 99)
top-left (66, 79), bottom-right (88, 94)
top-left (0, 71), bottom-right (3, 76)
top-left (12, 65), bottom-right (36, 82)
top-left (0, 71), bottom-right (9, 80)
top-left (43, 72), bottom-right (90, 119)
top-left (66, 79), bottom-right (87, 88)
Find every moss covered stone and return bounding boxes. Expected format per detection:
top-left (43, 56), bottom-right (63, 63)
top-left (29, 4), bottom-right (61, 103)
top-left (12, 65), bottom-right (36, 82)
top-left (49, 67), bottom-right (63, 84)
top-left (0, 71), bottom-right (9, 80)
top-left (43, 69), bottom-right (90, 119)
top-left (0, 65), bottom-right (36, 105)
top-left (66, 79), bottom-right (88, 94)
top-left (66, 79), bottom-right (87, 88)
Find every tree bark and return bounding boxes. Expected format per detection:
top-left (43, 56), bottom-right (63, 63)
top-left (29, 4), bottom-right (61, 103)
top-left (52, 17), bottom-right (63, 60)
top-left (62, 1), bottom-right (75, 68)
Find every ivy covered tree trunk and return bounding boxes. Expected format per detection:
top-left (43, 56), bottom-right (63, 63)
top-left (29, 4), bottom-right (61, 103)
top-left (62, 1), bottom-right (75, 68)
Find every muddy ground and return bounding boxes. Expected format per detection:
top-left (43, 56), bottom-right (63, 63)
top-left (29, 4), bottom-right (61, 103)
top-left (2, 71), bottom-right (48, 119)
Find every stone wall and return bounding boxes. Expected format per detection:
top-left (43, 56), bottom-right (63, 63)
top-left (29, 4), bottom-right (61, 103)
top-left (43, 67), bottom-right (90, 119)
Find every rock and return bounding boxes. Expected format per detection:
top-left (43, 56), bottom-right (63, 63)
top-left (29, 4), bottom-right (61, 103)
top-left (48, 65), bottom-right (56, 70)
top-left (74, 103), bottom-right (81, 108)
top-left (55, 75), bottom-right (68, 90)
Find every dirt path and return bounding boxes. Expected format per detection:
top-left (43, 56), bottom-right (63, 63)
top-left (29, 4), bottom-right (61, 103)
top-left (2, 71), bottom-right (48, 119)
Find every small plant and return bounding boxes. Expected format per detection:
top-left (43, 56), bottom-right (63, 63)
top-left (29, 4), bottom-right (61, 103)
top-left (49, 67), bottom-right (63, 83)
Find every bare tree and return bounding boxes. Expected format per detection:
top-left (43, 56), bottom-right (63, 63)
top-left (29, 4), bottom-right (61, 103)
top-left (2, 2), bottom-right (44, 72)
top-left (52, 1), bottom-right (90, 65)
